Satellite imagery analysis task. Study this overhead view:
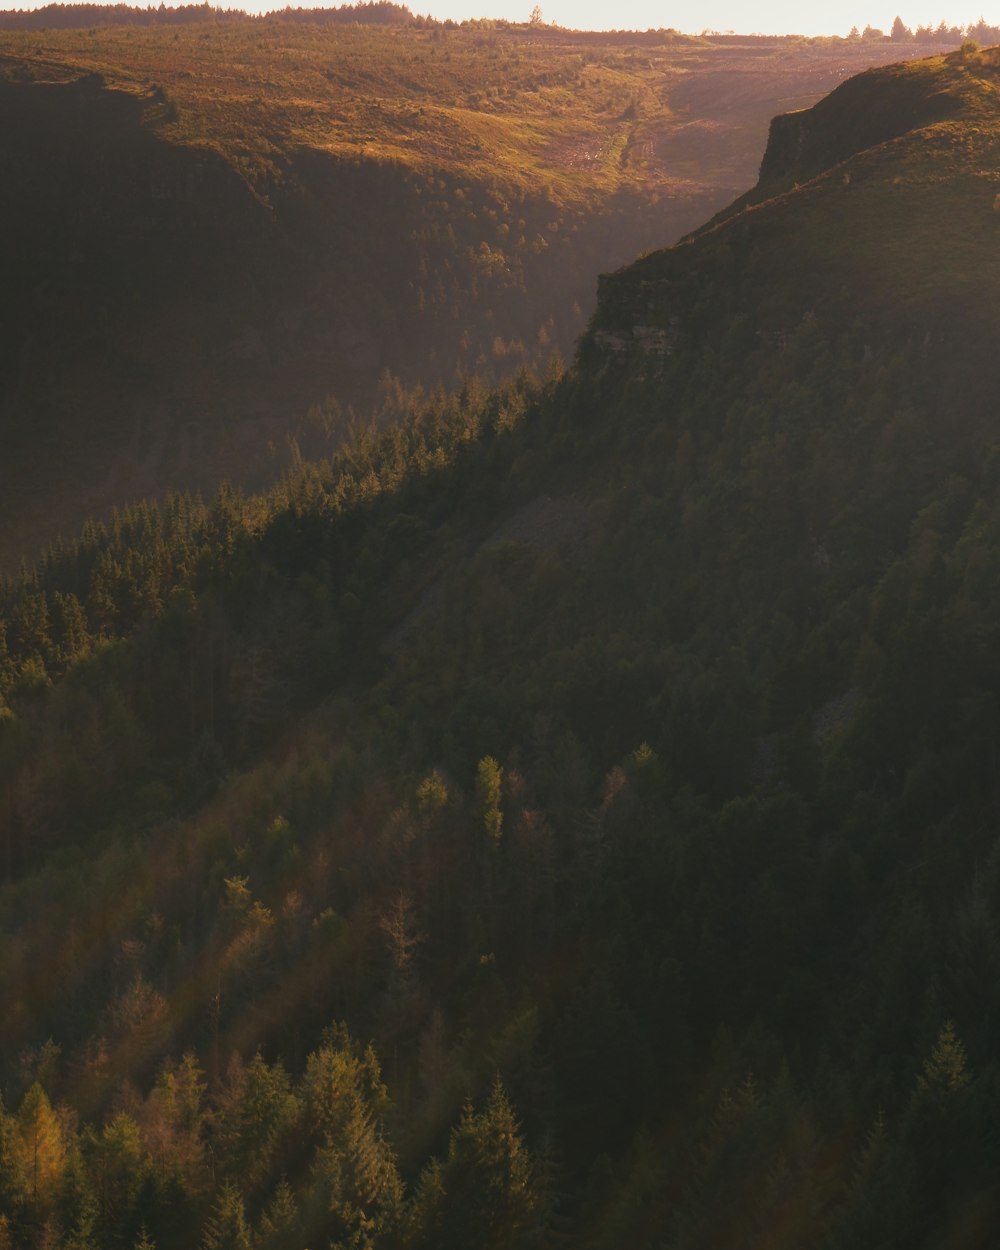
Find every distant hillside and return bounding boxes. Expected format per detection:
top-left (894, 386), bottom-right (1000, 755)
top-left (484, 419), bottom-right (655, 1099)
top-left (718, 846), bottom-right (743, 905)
top-left (0, 19), bottom-right (954, 568)
top-left (0, 1), bottom-right (414, 29)
top-left (4, 42), bottom-right (1000, 1250)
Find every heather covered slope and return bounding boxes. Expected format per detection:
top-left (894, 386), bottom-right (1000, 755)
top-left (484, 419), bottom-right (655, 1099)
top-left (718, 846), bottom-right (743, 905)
top-left (0, 18), bottom-right (949, 567)
top-left (6, 45), bottom-right (1000, 1250)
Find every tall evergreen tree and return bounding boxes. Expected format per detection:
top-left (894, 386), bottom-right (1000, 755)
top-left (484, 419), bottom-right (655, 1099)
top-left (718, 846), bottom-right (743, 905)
top-left (201, 1182), bottom-right (254, 1250)
top-left (15, 1084), bottom-right (65, 1209)
top-left (409, 1076), bottom-right (549, 1250)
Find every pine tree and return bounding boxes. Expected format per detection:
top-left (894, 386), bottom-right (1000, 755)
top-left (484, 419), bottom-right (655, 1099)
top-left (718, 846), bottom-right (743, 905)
top-left (476, 756), bottom-right (503, 845)
top-left (15, 1084), bottom-right (65, 1208)
top-left (256, 1178), bottom-right (298, 1250)
top-left (301, 1037), bottom-right (402, 1250)
top-left (0, 619), bottom-right (11, 688)
top-left (0, 1098), bottom-right (28, 1235)
top-left (92, 1113), bottom-right (147, 1245)
top-left (413, 1076), bottom-right (549, 1250)
top-left (379, 891), bottom-right (423, 1012)
top-left (201, 1182), bottom-right (253, 1250)
top-left (50, 591), bottom-right (90, 666)
top-left (215, 1052), bottom-right (299, 1194)
top-left (143, 1051), bottom-right (208, 1187)
top-left (890, 14), bottom-right (912, 40)
top-left (56, 1145), bottom-right (99, 1250)
top-left (914, 1021), bottom-right (970, 1109)
top-left (8, 593), bottom-right (52, 668)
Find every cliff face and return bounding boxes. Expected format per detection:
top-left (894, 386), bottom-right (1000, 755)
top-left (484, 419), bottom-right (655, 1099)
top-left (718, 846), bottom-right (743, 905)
top-left (756, 61), bottom-right (962, 185)
top-left (584, 49), bottom-right (993, 376)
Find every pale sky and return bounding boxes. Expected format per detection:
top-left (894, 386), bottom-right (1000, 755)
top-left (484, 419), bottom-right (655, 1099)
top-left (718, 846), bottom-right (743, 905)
top-left (413, 2), bottom-right (1000, 34)
top-left (4, 0), bottom-right (1000, 38)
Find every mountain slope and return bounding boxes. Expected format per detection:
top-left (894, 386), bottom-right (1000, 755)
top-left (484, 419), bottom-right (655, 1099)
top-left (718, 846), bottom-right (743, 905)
top-left (5, 44), bottom-right (1000, 1250)
top-left (0, 20), bottom-right (954, 569)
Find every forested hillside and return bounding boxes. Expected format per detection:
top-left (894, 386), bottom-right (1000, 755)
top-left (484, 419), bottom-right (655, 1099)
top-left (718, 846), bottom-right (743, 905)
top-left (5, 38), bottom-right (1000, 1249)
top-left (0, 13), bottom-right (952, 567)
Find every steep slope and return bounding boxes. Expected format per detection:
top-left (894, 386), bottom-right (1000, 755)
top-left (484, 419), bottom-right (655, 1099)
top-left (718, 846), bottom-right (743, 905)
top-left (0, 21), bottom-right (952, 569)
top-left (597, 46), bottom-right (1000, 359)
top-left (6, 45), bottom-right (1000, 1250)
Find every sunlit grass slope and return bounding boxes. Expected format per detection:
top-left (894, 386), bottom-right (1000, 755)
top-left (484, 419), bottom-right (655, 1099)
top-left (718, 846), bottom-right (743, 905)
top-left (3, 23), bottom-right (929, 202)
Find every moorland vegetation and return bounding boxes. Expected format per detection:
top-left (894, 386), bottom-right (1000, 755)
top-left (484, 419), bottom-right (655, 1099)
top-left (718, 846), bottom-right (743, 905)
top-left (0, 9), bottom-right (958, 566)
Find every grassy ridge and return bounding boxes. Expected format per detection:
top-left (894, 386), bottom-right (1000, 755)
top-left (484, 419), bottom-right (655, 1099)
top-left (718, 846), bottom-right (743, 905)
top-left (1, 22), bottom-right (961, 200)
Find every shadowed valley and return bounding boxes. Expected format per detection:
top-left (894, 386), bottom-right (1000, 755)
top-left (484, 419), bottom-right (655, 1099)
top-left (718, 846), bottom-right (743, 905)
top-left (0, 13), bottom-right (955, 565)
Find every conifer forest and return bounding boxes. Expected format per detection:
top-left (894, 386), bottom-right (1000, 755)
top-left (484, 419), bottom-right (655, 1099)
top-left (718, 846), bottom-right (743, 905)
top-left (3, 8), bottom-right (1000, 1249)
